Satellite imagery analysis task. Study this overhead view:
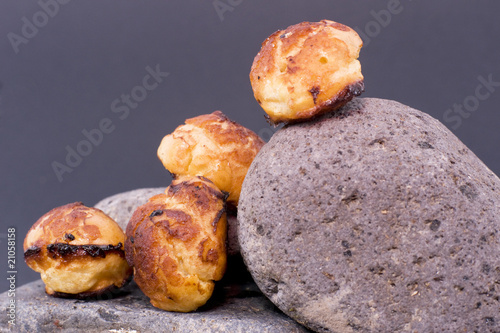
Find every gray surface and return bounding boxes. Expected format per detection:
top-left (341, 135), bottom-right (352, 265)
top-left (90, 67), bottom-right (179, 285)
top-left (0, 261), bottom-right (310, 333)
top-left (1, 0), bottom-right (500, 293)
top-left (94, 187), bottom-right (241, 256)
top-left (238, 98), bottom-right (500, 333)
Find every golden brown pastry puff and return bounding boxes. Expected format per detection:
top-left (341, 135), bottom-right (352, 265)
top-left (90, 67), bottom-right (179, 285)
top-left (250, 20), bottom-right (364, 124)
top-left (23, 202), bottom-right (132, 299)
top-left (125, 175), bottom-right (227, 312)
top-left (157, 111), bottom-right (265, 206)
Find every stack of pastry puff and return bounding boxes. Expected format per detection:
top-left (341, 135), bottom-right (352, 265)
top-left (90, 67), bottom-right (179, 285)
top-left (24, 18), bottom-right (360, 313)
top-left (126, 111), bottom-right (264, 311)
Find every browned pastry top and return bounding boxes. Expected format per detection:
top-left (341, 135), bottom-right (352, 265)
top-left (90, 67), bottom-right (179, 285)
top-left (125, 175), bottom-right (228, 312)
top-left (157, 111), bottom-right (264, 206)
top-left (250, 20), bottom-right (364, 124)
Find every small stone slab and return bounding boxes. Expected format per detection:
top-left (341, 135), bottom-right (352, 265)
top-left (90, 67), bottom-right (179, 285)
top-left (1, 266), bottom-right (310, 333)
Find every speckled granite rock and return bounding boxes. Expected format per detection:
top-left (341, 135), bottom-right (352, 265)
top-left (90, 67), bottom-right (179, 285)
top-left (238, 98), bottom-right (500, 333)
top-left (95, 188), bottom-right (241, 256)
top-left (0, 259), bottom-right (310, 333)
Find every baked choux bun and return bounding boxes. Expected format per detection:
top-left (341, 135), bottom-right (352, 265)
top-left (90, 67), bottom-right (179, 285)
top-left (250, 20), bottom-right (364, 124)
top-left (157, 111), bottom-right (265, 206)
top-left (125, 175), bottom-right (227, 312)
top-left (23, 202), bottom-right (132, 299)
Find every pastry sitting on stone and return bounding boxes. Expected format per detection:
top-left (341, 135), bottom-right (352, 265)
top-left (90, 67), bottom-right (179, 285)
top-left (23, 202), bottom-right (132, 299)
top-left (250, 19), bottom-right (364, 124)
top-left (125, 175), bottom-right (227, 312)
top-left (157, 111), bottom-right (265, 207)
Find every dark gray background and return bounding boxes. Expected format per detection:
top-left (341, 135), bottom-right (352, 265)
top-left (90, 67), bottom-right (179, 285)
top-left (1, 0), bottom-right (499, 292)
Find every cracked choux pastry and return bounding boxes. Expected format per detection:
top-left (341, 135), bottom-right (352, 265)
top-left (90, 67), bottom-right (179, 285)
top-left (157, 111), bottom-right (265, 206)
top-left (250, 19), bottom-right (364, 124)
top-left (23, 202), bottom-right (132, 299)
top-left (125, 175), bottom-right (227, 312)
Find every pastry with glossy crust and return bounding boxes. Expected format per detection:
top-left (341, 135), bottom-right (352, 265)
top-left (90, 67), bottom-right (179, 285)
top-left (23, 202), bottom-right (132, 299)
top-left (157, 111), bottom-right (265, 206)
top-left (125, 175), bottom-right (227, 312)
top-left (250, 20), bottom-right (364, 124)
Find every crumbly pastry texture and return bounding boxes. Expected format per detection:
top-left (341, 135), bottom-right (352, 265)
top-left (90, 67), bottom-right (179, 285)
top-left (250, 19), bottom-right (364, 124)
top-left (125, 175), bottom-right (228, 312)
top-left (23, 202), bottom-right (132, 298)
top-left (157, 111), bottom-right (265, 206)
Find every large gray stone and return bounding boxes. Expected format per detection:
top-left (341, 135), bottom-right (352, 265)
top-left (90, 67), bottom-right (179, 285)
top-left (95, 187), bottom-right (241, 256)
top-left (0, 259), bottom-right (310, 332)
top-left (238, 98), bottom-right (500, 333)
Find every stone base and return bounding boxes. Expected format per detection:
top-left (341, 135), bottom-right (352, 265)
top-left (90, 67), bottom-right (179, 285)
top-left (1, 259), bottom-right (310, 332)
